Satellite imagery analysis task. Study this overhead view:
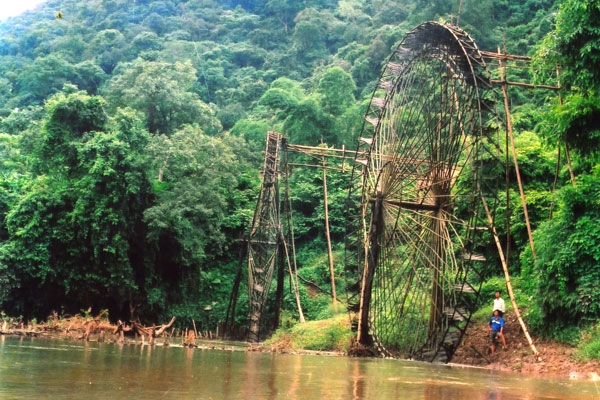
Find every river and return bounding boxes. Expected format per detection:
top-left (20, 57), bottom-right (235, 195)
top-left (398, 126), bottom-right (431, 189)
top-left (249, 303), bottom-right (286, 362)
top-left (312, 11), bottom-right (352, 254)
top-left (0, 335), bottom-right (598, 399)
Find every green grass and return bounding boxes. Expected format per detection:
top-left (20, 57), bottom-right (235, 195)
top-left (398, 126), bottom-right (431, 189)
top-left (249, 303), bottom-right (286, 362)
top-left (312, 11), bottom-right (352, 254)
top-left (574, 323), bottom-right (600, 362)
top-left (265, 313), bottom-right (354, 352)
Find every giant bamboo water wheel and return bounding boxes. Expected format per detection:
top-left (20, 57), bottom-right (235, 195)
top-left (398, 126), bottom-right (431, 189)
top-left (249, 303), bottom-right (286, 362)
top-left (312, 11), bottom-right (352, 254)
top-left (345, 21), bottom-right (500, 362)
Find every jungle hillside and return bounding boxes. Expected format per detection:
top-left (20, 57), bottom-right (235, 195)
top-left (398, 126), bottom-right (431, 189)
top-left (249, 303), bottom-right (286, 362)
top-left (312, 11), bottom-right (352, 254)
top-left (1, 0), bottom-right (600, 359)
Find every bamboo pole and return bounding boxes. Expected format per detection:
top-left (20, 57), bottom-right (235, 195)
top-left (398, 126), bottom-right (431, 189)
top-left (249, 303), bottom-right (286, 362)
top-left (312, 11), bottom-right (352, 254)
top-left (555, 68), bottom-right (576, 188)
top-left (322, 155), bottom-right (338, 305)
top-left (499, 48), bottom-right (537, 261)
top-left (490, 79), bottom-right (560, 90)
top-left (479, 188), bottom-right (538, 355)
top-left (564, 143), bottom-right (576, 187)
top-left (282, 159), bottom-right (305, 323)
top-left (281, 236), bottom-right (305, 323)
top-left (549, 146), bottom-right (561, 220)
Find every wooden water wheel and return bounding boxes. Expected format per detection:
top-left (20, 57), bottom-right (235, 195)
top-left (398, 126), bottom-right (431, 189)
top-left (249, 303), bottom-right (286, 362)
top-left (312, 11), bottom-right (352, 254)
top-left (346, 21), bottom-right (500, 362)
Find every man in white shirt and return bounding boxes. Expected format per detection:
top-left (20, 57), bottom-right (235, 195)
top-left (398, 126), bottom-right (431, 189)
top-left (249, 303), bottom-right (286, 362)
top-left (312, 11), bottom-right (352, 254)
top-left (493, 290), bottom-right (506, 317)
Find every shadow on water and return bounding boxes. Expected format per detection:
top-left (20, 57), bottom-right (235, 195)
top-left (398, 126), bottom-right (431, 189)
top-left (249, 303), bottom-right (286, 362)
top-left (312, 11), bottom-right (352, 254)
top-left (0, 336), bottom-right (598, 399)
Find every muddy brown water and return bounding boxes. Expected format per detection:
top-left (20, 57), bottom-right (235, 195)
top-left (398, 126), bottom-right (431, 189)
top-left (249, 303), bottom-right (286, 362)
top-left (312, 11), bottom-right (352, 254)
top-left (0, 335), bottom-right (598, 399)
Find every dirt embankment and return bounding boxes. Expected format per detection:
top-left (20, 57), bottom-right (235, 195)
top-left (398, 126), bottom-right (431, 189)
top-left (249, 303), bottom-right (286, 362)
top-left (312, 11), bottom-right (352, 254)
top-left (451, 313), bottom-right (600, 380)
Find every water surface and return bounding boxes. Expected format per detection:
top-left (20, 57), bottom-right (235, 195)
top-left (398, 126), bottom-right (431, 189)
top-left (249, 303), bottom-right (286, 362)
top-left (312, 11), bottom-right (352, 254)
top-left (0, 336), bottom-right (597, 399)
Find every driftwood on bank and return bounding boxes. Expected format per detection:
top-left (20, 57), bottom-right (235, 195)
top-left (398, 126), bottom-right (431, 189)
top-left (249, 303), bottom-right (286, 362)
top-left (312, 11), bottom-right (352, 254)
top-left (0, 319), bottom-right (40, 337)
top-left (113, 320), bottom-right (134, 342)
top-left (131, 317), bottom-right (175, 344)
top-left (1, 313), bottom-right (219, 348)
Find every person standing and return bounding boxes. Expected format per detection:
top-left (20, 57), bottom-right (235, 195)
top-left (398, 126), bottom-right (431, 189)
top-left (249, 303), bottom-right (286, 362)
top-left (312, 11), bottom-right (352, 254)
top-left (493, 290), bottom-right (506, 317)
top-left (488, 309), bottom-right (507, 355)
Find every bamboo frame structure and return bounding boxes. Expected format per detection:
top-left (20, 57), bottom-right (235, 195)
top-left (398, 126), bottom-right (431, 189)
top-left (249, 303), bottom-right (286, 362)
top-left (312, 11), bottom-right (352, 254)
top-left (232, 22), bottom-right (563, 360)
top-left (479, 48), bottom-right (565, 357)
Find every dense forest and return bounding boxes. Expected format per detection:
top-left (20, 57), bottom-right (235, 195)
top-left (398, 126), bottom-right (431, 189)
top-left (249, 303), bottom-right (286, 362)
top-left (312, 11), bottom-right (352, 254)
top-left (0, 0), bottom-right (599, 350)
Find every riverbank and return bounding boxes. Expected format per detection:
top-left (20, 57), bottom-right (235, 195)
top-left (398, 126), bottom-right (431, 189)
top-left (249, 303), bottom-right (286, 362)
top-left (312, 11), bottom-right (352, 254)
top-left (451, 312), bottom-right (600, 381)
top-left (2, 312), bottom-right (599, 381)
top-left (260, 312), bottom-right (600, 381)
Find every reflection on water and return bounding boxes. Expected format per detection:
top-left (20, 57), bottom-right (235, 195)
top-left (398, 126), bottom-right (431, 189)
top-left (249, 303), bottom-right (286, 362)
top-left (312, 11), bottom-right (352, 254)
top-left (0, 335), bottom-right (598, 399)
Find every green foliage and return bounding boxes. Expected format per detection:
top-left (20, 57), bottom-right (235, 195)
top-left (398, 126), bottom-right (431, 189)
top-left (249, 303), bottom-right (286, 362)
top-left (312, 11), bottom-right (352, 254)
top-left (291, 9), bottom-right (329, 62)
top-left (104, 59), bottom-right (221, 135)
top-left (538, 93), bottom-right (600, 159)
top-left (143, 125), bottom-right (255, 318)
top-left (0, 91), bottom-right (151, 317)
top-left (533, 0), bottom-right (600, 166)
top-left (144, 126), bottom-right (244, 260)
top-left (15, 55), bottom-right (78, 104)
top-left (512, 131), bottom-right (558, 187)
top-left (258, 78), bottom-right (304, 115)
top-left (316, 66), bottom-right (356, 116)
top-left (229, 119), bottom-right (273, 152)
top-left (534, 0), bottom-right (600, 92)
top-left (527, 170), bottom-right (600, 334)
top-left (287, 97), bottom-right (333, 144)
